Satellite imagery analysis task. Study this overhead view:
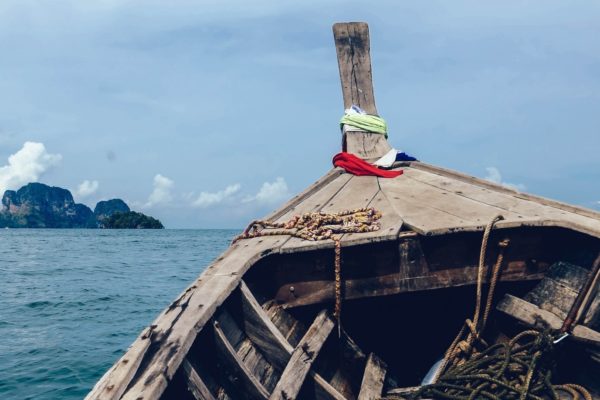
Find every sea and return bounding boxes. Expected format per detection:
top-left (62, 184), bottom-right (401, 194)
top-left (0, 229), bottom-right (238, 400)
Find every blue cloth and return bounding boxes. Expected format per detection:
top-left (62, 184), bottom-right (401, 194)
top-left (396, 152), bottom-right (417, 162)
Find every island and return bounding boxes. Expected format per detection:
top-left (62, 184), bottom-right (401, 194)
top-left (0, 182), bottom-right (164, 229)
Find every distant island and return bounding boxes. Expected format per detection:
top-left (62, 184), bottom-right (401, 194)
top-left (0, 183), bottom-right (164, 229)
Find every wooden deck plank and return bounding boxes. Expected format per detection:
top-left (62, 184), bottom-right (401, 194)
top-left (412, 162), bottom-right (600, 221)
top-left (183, 359), bottom-right (217, 400)
top-left (281, 175), bottom-right (380, 253)
top-left (340, 181), bottom-right (403, 246)
top-left (273, 173), bottom-right (353, 224)
top-left (379, 176), bottom-right (473, 234)
top-left (405, 167), bottom-right (587, 227)
top-left (265, 168), bottom-right (344, 223)
top-left (213, 319), bottom-right (270, 400)
top-left (269, 310), bottom-right (335, 400)
top-left (380, 165), bottom-right (600, 237)
top-left (399, 169), bottom-right (523, 224)
top-left (357, 353), bottom-right (387, 400)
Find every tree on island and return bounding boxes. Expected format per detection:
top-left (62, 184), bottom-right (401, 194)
top-left (103, 211), bottom-right (164, 229)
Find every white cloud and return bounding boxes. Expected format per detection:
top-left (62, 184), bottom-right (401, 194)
top-left (75, 179), bottom-right (99, 198)
top-left (0, 142), bottom-right (62, 195)
top-left (243, 177), bottom-right (290, 205)
top-left (484, 167), bottom-right (526, 191)
top-left (145, 174), bottom-right (174, 207)
top-left (192, 183), bottom-right (241, 208)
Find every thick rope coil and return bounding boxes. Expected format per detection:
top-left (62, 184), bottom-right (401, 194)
top-left (405, 330), bottom-right (593, 400)
top-left (403, 214), bottom-right (592, 400)
top-left (233, 207), bottom-right (382, 331)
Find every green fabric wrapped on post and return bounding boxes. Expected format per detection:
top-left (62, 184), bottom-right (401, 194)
top-left (340, 114), bottom-right (388, 138)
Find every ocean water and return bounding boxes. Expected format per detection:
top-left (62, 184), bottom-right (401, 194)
top-left (0, 229), bottom-right (238, 400)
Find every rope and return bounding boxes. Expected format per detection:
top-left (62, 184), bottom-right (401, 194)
top-left (405, 330), bottom-right (593, 400)
top-left (401, 214), bottom-right (592, 400)
top-left (433, 215), bottom-right (507, 381)
top-left (233, 207), bottom-right (382, 330)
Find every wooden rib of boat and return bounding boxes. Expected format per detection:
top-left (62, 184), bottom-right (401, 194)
top-left (87, 22), bottom-right (600, 400)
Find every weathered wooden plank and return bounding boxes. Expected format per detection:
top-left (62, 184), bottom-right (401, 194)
top-left (213, 319), bottom-right (270, 400)
top-left (410, 162), bottom-right (600, 228)
top-left (273, 173), bottom-right (353, 224)
top-left (357, 353), bottom-right (387, 400)
top-left (269, 310), bottom-right (335, 400)
top-left (497, 295), bottom-right (600, 346)
top-left (120, 274), bottom-right (245, 400)
top-left (239, 282), bottom-right (347, 400)
top-left (333, 22), bottom-right (390, 159)
top-left (84, 326), bottom-right (153, 400)
top-left (333, 22), bottom-right (377, 114)
top-left (279, 262), bottom-right (544, 309)
top-left (183, 359), bottom-right (217, 400)
top-left (395, 169), bottom-right (522, 225)
top-left (239, 281), bottom-right (294, 369)
top-left (265, 168), bottom-right (344, 223)
top-left (340, 182), bottom-right (403, 246)
top-left (281, 175), bottom-right (380, 253)
top-left (379, 176), bottom-right (473, 234)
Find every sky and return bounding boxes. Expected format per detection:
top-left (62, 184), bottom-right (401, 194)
top-left (1, 1), bottom-right (599, 228)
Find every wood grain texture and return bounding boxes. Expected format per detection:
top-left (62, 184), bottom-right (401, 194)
top-left (333, 22), bottom-right (391, 159)
top-left (497, 294), bottom-right (600, 346)
top-left (357, 353), bottom-right (387, 400)
top-left (239, 281), bottom-right (294, 370)
top-left (213, 320), bottom-right (270, 400)
top-left (269, 310), bottom-right (335, 400)
top-left (239, 283), bottom-right (347, 400)
top-left (183, 359), bottom-right (217, 400)
top-left (333, 22), bottom-right (377, 114)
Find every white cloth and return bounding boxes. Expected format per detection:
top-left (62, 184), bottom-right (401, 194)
top-left (374, 148), bottom-right (398, 168)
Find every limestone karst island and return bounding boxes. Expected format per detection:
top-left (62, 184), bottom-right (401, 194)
top-left (0, 182), bottom-right (163, 229)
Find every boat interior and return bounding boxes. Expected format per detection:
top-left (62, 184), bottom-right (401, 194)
top-left (159, 224), bottom-right (600, 400)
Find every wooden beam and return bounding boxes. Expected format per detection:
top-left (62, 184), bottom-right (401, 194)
top-left (182, 359), bottom-right (216, 400)
top-left (497, 294), bottom-right (600, 347)
top-left (276, 262), bottom-right (545, 309)
top-left (238, 282), bottom-right (347, 400)
top-left (333, 22), bottom-right (390, 159)
top-left (239, 281), bottom-right (294, 369)
top-left (213, 320), bottom-right (270, 400)
top-left (357, 353), bottom-right (387, 400)
top-left (333, 22), bottom-right (377, 114)
top-left (269, 310), bottom-right (335, 400)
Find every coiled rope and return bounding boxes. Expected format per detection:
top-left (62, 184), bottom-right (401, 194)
top-left (233, 207), bottom-right (382, 330)
top-left (408, 330), bottom-right (592, 400)
top-left (404, 214), bottom-right (592, 400)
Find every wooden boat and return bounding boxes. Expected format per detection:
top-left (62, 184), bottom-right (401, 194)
top-left (87, 23), bottom-right (600, 400)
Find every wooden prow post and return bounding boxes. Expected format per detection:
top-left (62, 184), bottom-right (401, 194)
top-left (333, 22), bottom-right (392, 160)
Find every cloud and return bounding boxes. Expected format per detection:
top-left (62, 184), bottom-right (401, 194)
top-left (243, 177), bottom-right (290, 205)
top-left (0, 142), bottom-right (62, 195)
top-left (145, 174), bottom-right (174, 207)
top-left (75, 179), bottom-right (99, 198)
top-left (192, 183), bottom-right (241, 208)
top-left (484, 167), bottom-right (526, 191)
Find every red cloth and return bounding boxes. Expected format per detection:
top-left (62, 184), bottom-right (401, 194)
top-left (332, 152), bottom-right (403, 178)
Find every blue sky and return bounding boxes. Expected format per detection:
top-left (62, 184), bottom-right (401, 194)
top-left (1, 1), bottom-right (599, 228)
